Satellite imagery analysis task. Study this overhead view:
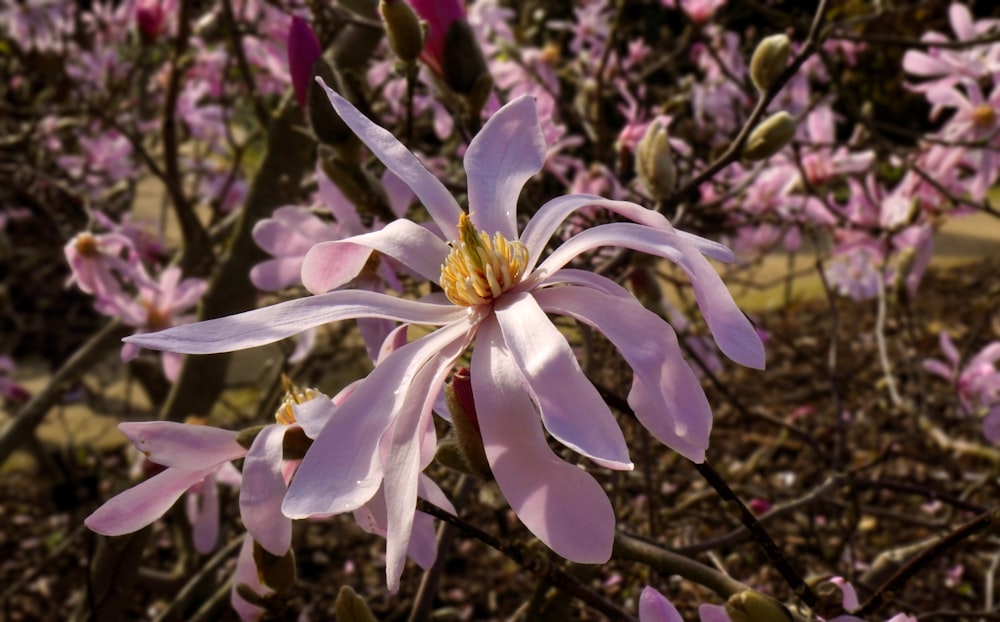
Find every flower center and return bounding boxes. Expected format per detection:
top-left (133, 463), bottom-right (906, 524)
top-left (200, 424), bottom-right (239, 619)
top-left (972, 104), bottom-right (996, 128)
top-left (275, 374), bottom-right (320, 425)
top-left (440, 213), bottom-right (529, 307)
top-left (75, 233), bottom-right (100, 258)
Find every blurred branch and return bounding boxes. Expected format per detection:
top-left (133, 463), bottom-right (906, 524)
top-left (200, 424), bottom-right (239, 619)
top-left (613, 532), bottom-right (747, 599)
top-left (0, 320), bottom-right (128, 466)
top-left (163, 0), bottom-right (213, 274)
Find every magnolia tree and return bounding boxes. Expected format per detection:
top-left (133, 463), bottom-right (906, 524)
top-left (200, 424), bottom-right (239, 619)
top-left (1, 0), bottom-right (1000, 620)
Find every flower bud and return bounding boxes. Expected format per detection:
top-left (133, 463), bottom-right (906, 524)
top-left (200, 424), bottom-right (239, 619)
top-left (287, 16), bottom-right (323, 109)
top-left (742, 111), bottom-right (796, 161)
top-left (443, 367), bottom-right (492, 479)
top-left (441, 18), bottom-right (491, 98)
top-left (135, 0), bottom-right (166, 41)
top-left (635, 119), bottom-right (677, 200)
top-left (749, 34), bottom-right (791, 94)
top-left (252, 540), bottom-right (296, 593)
top-left (334, 585), bottom-right (378, 622)
top-left (380, 0), bottom-right (425, 63)
top-left (725, 590), bottom-right (793, 622)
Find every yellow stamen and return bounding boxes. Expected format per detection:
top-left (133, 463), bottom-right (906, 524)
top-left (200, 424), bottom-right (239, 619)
top-left (75, 233), bottom-right (99, 258)
top-left (440, 213), bottom-right (529, 307)
top-left (972, 104), bottom-right (996, 129)
top-left (275, 374), bottom-right (320, 425)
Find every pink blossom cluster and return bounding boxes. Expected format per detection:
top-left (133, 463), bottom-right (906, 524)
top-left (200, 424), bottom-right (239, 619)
top-left (924, 331), bottom-right (1000, 443)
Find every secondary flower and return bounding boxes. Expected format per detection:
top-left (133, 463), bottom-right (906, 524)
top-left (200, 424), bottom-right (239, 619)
top-left (126, 83), bottom-right (765, 590)
top-left (924, 332), bottom-right (1000, 443)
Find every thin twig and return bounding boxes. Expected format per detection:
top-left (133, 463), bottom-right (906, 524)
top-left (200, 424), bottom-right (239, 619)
top-left (692, 460), bottom-right (820, 608)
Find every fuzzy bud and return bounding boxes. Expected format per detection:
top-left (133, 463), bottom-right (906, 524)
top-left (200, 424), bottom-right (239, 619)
top-left (742, 111), bottom-right (796, 161)
top-left (749, 34), bottom-right (791, 94)
top-left (252, 540), bottom-right (296, 593)
top-left (443, 367), bottom-right (492, 479)
top-left (725, 590), bottom-right (794, 622)
top-left (635, 119), bottom-right (677, 200)
top-left (334, 585), bottom-right (378, 622)
top-left (379, 0), bottom-right (425, 63)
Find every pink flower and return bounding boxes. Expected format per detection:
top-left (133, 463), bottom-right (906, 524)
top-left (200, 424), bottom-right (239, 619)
top-left (64, 230), bottom-right (153, 305)
top-left (125, 85), bottom-right (764, 591)
top-left (924, 332), bottom-right (1000, 442)
top-left (117, 266), bottom-right (208, 381)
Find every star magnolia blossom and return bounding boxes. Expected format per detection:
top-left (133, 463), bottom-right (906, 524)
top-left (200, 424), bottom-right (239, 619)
top-left (126, 82), bottom-right (765, 590)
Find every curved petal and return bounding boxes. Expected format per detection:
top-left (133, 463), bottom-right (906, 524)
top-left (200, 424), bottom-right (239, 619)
top-left (381, 339), bottom-right (465, 592)
top-left (535, 223), bottom-right (765, 369)
top-left (248, 256), bottom-right (304, 292)
top-left (231, 536), bottom-right (268, 621)
top-left (639, 587), bottom-right (683, 622)
top-left (318, 80), bottom-right (462, 239)
top-left (495, 292), bottom-right (632, 470)
top-left (124, 290), bottom-right (464, 354)
top-left (241, 424), bottom-right (291, 556)
top-left (119, 422), bottom-right (245, 468)
top-left (252, 206), bottom-right (336, 257)
top-left (534, 285), bottom-right (711, 462)
top-left (293, 395), bottom-right (337, 439)
top-left (85, 467), bottom-right (213, 536)
top-left (465, 96), bottom-right (546, 239)
top-left (472, 316), bottom-right (615, 563)
top-left (518, 195), bottom-right (675, 270)
top-left (302, 220), bottom-right (450, 294)
top-left (282, 319), bottom-right (475, 519)
top-left (189, 472), bottom-right (220, 553)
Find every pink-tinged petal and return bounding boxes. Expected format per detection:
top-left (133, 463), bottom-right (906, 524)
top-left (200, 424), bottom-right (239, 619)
top-left (982, 406), bottom-right (1000, 445)
top-left (922, 359), bottom-right (954, 381)
top-left (949, 3), bottom-right (975, 40)
top-left (968, 343), bottom-right (1000, 371)
top-left (407, 510), bottom-right (439, 570)
top-left (85, 467), bottom-right (213, 535)
top-left (828, 576), bottom-right (860, 610)
top-left (170, 279), bottom-right (208, 313)
top-left (519, 195), bottom-right (675, 270)
top-left (300, 240), bottom-right (375, 294)
top-left (903, 50), bottom-right (952, 78)
top-left (495, 292), bottom-right (632, 470)
top-left (282, 319), bottom-right (475, 518)
top-left (317, 163), bottom-right (364, 234)
top-left (381, 345), bottom-right (461, 591)
top-left (318, 81), bottom-right (462, 239)
top-left (382, 169), bottom-right (414, 219)
top-left (119, 421), bottom-right (245, 468)
top-left (231, 536), bottom-right (268, 622)
top-left (288, 17), bottom-right (322, 109)
top-left (939, 331), bottom-right (960, 365)
top-left (162, 351), bottom-right (183, 383)
top-left (358, 317), bottom-right (396, 363)
top-left (288, 326), bottom-right (317, 363)
top-left (536, 223), bottom-right (765, 369)
top-left (189, 472), bottom-right (220, 553)
top-left (465, 96), bottom-right (546, 239)
top-left (121, 340), bottom-right (140, 362)
top-left (252, 206), bottom-right (335, 257)
top-left (248, 273), bottom-right (294, 303)
top-left (472, 316), bottom-right (615, 563)
top-left (639, 587), bottom-right (683, 622)
top-left (418, 473), bottom-right (456, 516)
top-left (124, 290), bottom-right (464, 354)
top-left (293, 395), bottom-right (336, 439)
top-left (241, 425), bottom-right (291, 556)
top-left (534, 285), bottom-right (711, 462)
top-left (698, 604), bottom-right (732, 622)
top-left (302, 220), bottom-right (450, 294)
